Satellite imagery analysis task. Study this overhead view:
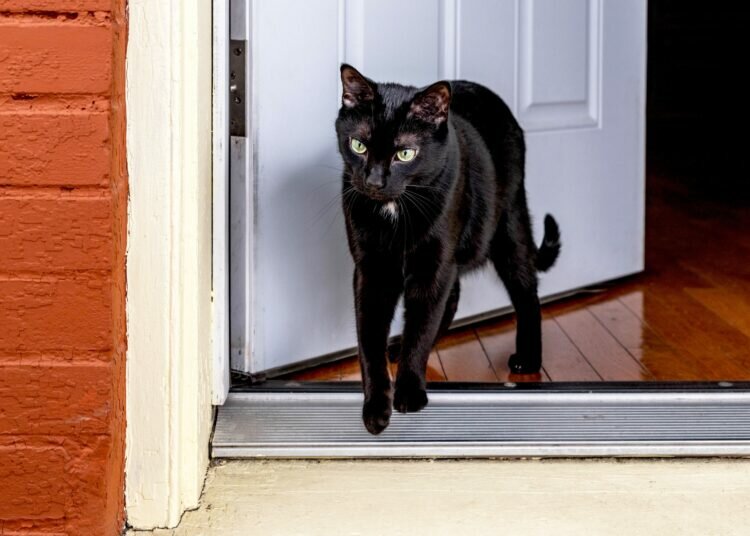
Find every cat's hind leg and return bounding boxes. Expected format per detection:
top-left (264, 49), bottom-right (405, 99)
top-left (490, 212), bottom-right (543, 374)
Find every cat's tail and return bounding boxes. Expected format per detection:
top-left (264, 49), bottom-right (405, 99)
top-left (536, 214), bottom-right (561, 272)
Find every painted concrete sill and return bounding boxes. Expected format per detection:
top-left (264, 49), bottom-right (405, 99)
top-left (127, 458), bottom-right (750, 535)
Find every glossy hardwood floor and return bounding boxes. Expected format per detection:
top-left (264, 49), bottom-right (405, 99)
top-left (282, 172), bottom-right (750, 383)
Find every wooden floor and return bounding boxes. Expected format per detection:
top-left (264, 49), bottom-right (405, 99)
top-left (282, 172), bottom-right (750, 383)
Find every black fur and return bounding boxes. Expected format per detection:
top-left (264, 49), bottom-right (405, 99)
top-left (335, 65), bottom-right (560, 434)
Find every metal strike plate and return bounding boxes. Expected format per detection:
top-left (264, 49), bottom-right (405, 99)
top-left (229, 39), bottom-right (247, 137)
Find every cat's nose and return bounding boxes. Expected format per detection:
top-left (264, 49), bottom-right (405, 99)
top-left (365, 173), bottom-right (385, 190)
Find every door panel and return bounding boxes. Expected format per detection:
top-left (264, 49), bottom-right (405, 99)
top-left (457, 1), bottom-right (516, 102)
top-left (232, 0), bottom-right (646, 374)
top-left (359, 0), bottom-right (440, 85)
top-left (518, 0), bottom-right (600, 130)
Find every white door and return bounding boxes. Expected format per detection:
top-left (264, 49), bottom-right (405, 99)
top-left (231, 0), bottom-right (646, 374)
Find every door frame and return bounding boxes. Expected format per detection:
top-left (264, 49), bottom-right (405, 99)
top-left (124, 0), bottom-right (750, 529)
top-left (211, 0), bottom-right (750, 460)
top-left (125, 0), bottom-right (216, 529)
top-left (213, 0), bottom-right (231, 404)
top-left (220, 0), bottom-right (650, 379)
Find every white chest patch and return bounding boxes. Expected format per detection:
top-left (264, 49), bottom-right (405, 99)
top-left (381, 201), bottom-right (398, 220)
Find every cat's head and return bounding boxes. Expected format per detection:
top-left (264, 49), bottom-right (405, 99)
top-left (335, 64), bottom-right (452, 202)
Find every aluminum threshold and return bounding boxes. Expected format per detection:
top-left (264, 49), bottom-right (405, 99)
top-left (212, 382), bottom-right (750, 458)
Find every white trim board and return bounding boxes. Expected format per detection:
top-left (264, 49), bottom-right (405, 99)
top-left (213, 0), bottom-right (231, 404)
top-left (125, 0), bottom-right (215, 529)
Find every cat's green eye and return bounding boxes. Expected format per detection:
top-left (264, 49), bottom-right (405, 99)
top-left (350, 138), bottom-right (367, 155)
top-left (396, 148), bottom-right (417, 162)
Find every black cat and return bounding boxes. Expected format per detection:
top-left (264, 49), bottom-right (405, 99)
top-left (335, 65), bottom-right (561, 435)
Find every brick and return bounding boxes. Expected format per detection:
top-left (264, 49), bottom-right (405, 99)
top-left (0, 363), bottom-right (114, 436)
top-left (0, 23), bottom-right (112, 94)
top-left (0, 112), bottom-right (110, 186)
top-left (0, 197), bottom-right (112, 271)
top-left (0, 436), bottom-right (118, 534)
top-left (0, 277), bottom-right (112, 351)
top-left (0, 445), bottom-right (68, 520)
top-left (0, 1), bottom-right (125, 533)
top-left (0, 1), bottom-right (125, 534)
top-left (0, 525), bottom-right (66, 536)
top-left (0, 0), bottom-right (111, 10)
top-left (66, 435), bottom-right (120, 534)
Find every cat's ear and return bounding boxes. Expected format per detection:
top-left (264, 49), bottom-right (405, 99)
top-left (340, 64), bottom-right (375, 108)
top-left (409, 82), bottom-right (452, 125)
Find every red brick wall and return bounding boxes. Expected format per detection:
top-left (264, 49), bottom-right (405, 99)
top-left (0, 1), bottom-right (127, 534)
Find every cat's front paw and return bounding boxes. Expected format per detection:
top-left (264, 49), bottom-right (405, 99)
top-left (508, 353), bottom-right (541, 374)
top-left (362, 394), bottom-right (392, 435)
top-left (393, 377), bottom-right (428, 414)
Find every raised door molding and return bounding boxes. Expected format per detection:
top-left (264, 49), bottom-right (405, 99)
top-left (517, 0), bottom-right (601, 131)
